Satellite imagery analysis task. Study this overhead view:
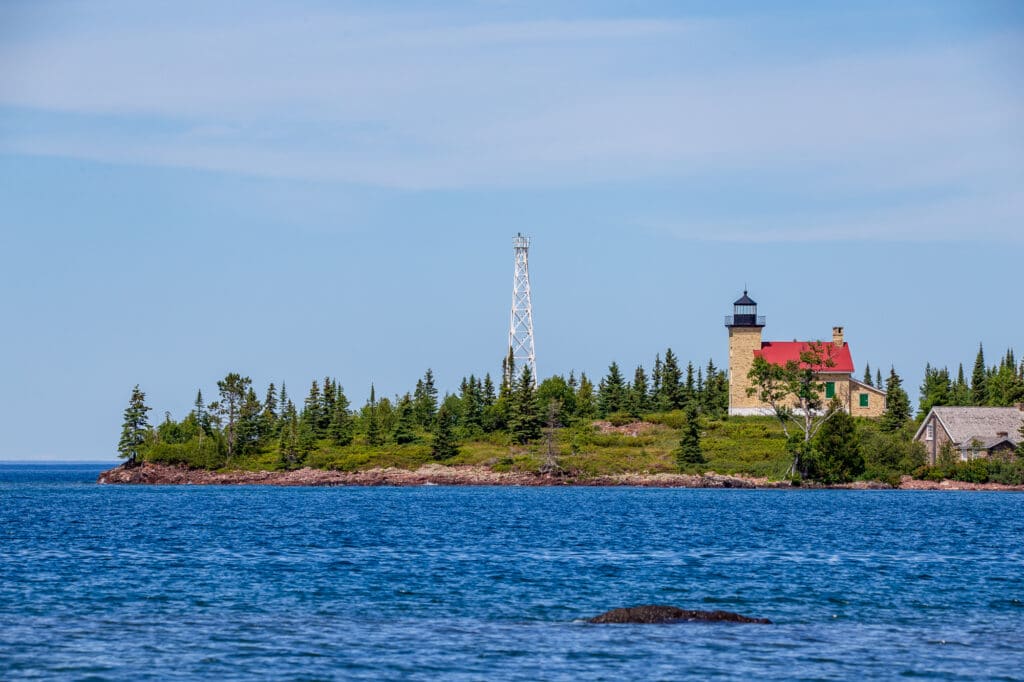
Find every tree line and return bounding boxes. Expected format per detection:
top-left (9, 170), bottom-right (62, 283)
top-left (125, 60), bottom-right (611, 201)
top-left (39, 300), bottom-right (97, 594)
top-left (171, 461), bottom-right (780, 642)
top-left (117, 348), bottom-right (728, 470)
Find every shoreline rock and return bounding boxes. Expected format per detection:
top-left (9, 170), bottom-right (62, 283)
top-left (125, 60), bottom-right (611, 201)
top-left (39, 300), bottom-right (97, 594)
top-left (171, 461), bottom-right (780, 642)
top-left (95, 462), bottom-right (1024, 491)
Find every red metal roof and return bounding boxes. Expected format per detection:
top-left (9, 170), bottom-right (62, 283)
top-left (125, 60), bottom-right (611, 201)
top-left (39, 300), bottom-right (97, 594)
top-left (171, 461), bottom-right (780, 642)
top-left (755, 341), bottom-right (854, 373)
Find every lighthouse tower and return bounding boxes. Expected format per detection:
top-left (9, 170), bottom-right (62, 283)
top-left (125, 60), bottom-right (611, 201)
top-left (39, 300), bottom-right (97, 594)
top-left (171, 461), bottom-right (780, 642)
top-left (725, 290), bottom-right (765, 415)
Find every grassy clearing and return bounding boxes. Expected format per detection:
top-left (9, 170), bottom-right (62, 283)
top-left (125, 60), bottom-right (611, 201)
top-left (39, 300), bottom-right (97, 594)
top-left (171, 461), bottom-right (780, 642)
top-left (220, 413), bottom-right (800, 480)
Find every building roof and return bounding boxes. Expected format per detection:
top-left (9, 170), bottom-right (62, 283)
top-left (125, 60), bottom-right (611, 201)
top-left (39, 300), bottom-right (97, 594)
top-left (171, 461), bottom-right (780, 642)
top-left (733, 291), bottom-right (757, 306)
top-left (915, 406), bottom-right (1024, 446)
top-left (850, 378), bottom-right (887, 395)
top-left (755, 341), bottom-right (855, 373)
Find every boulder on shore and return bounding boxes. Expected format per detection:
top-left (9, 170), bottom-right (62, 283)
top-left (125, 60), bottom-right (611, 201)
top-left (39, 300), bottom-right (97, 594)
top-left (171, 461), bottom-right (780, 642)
top-left (587, 605), bottom-right (771, 624)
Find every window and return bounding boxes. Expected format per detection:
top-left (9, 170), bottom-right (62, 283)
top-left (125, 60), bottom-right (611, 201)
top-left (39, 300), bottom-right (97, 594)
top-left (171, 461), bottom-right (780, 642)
top-left (859, 393), bottom-right (869, 408)
top-left (825, 382), bottom-right (835, 399)
top-left (926, 422), bottom-right (934, 441)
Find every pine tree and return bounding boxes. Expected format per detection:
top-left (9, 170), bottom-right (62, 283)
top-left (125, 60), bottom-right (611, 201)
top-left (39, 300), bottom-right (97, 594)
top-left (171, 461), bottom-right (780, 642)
top-left (704, 359), bottom-right (728, 417)
top-left (881, 367), bottom-right (911, 432)
top-left (651, 354), bottom-right (663, 404)
top-left (863, 363), bottom-right (873, 387)
top-left (951, 364), bottom-right (970, 405)
top-left (876, 368), bottom-right (882, 390)
top-left (262, 383), bottom-right (278, 427)
top-left (118, 385), bottom-right (152, 465)
top-left (216, 373), bottom-right (251, 461)
top-left (393, 394), bottom-right (419, 444)
top-left (193, 389), bottom-right (211, 434)
top-left (509, 366), bottom-right (542, 443)
top-left (971, 343), bottom-right (988, 405)
top-left (365, 384), bottom-right (384, 446)
top-left (431, 405), bottom-right (459, 460)
top-left (597, 362), bottom-right (628, 417)
top-left (319, 377), bottom-right (335, 432)
top-left (327, 384), bottom-right (354, 446)
top-left (482, 374), bottom-right (496, 406)
top-left (675, 402), bottom-right (705, 469)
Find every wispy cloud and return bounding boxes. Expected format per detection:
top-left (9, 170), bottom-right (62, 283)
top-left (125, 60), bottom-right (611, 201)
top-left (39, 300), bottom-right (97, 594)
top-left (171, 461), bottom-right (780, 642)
top-left (1, 3), bottom-right (1022, 240)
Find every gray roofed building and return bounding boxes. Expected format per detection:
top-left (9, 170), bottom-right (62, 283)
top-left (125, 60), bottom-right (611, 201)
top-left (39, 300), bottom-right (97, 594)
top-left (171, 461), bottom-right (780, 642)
top-left (915, 406), bottom-right (1024, 464)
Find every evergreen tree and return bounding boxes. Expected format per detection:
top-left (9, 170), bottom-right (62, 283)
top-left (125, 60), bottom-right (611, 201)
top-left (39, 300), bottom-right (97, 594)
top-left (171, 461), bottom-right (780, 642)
top-left (413, 369), bottom-right (439, 428)
top-left (320, 377), bottom-right (335, 432)
top-left (193, 389), bottom-right (211, 434)
top-left (675, 402), bottom-right (705, 469)
top-left (482, 374), bottom-right (496, 406)
top-left (262, 383), bottom-right (279, 433)
top-left (919, 364), bottom-right (952, 415)
top-left (216, 373), bottom-right (251, 461)
top-left (876, 368), bottom-right (882, 390)
top-left (863, 363), bottom-right (873, 387)
top-left (365, 384), bottom-right (384, 446)
top-left (951, 364), bottom-right (970, 405)
top-left (236, 387), bottom-right (263, 454)
top-left (302, 380), bottom-right (323, 437)
top-left (575, 373), bottom-right (596, 420)
top-left (626, 365), bottom-right (649, 418)
top-left (971, 343), bottom-right (988, 405)
top-left (327, 384), bottom-right (354, 446)
top-left (683, 362), bottom-right (696, 408)
top-left (809, 399), bottom-right (864, 483)
top-left (704, 359), bottom-right (728, 417)
top-left (651, 354), bottom-right (663, 403)
top-left (508, 366), bottom-right (542, 443)
top-left (597, 361), bottom-right (628, 417)
top-left (431, 404), bottom-right (459, 460)
top-left (659, 349), bottom-right (683, 410)
top-left (118, 385), bottom-right (152, 464)
top-left (881, 367), bottom-right (911, 432)
top-left (392, 394), bottom-right (419, 444)
top-left (277, 402), bottom-right (301, 470)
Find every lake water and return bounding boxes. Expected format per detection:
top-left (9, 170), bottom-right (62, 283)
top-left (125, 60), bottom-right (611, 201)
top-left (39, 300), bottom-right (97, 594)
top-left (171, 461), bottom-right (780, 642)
top-left (1, 463), bottom-right (1022, 680)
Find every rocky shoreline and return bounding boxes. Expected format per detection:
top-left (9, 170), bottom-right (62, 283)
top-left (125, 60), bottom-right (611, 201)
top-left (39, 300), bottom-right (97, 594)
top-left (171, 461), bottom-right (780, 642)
top-left (96, 462), bottom-right (1024, 490)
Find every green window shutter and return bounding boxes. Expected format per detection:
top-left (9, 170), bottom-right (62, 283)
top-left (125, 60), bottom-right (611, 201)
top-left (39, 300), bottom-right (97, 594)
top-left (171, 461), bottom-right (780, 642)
top-left (859, 393), bottom-right (869, 408)
top-left (825, 382), bottom-right (835, 399)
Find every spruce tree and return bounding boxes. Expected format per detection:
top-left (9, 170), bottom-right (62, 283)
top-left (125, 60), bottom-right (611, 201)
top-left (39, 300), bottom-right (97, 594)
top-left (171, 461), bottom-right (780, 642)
top-left (319, 377), bottom-right (335, 432)
top-left (626, 365), bottom-right (649, 418)
top-left (413, 369), bottom-right (439, 428)
top-left (327, 385), bottom-right (354, 446)
top-left (509, 366), bottom-right (542, 443)
top-left (278, 403), bottom-right (301, 470)
top-left (236, 387), bottom-right (263, 454)
top-left (118, 385), bottom-right (152, 465)
top-left (863, 363), bottom-right (873, 387)
top-left (302, 380), bottom-right (323, 437)
top-left (971, 343), bottom-right (988, 405)
top-left (881, 367), bottom-right (911, 432)
top-left (365, 384), bottom-right (384, 446)
top-left (431, 405), bottom-right (459, 460)
top-left (659, 349), bottom-right (683, 410)
top-left (575, 373), bottom-right (596, 419)
top-left (951, 364), bottom-right (970, 405)
top-left (393, 394), bottom-right (419, 444)
top-left (675, 402), bottom-right (705, 469)
top-left (876, 368), bottom-right (882, 390)
top-left (597, 362), bottom-right (628, 417)
top-left (683, 362), bottom-right (696, 408)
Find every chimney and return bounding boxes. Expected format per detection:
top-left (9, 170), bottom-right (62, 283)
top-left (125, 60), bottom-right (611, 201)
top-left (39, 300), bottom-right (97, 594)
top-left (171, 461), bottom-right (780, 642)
top-left (832, 326), bottom-right (844, 348)
top-left (997, 431), bottom-right (1008, 438)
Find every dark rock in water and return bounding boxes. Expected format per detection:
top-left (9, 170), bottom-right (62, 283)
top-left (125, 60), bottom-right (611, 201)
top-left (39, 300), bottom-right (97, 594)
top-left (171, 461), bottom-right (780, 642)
top-left (587, 605), bottom-right (771, 624)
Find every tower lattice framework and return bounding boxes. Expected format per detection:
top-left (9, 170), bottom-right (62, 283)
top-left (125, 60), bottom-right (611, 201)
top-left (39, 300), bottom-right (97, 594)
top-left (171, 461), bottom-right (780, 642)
top-left (508, 233), bottom-right (537, 386)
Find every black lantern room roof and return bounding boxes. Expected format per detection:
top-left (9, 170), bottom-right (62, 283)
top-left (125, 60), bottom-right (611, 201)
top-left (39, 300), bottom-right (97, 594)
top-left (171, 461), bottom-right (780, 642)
top-left (733, 290), bottom-right (757, 306)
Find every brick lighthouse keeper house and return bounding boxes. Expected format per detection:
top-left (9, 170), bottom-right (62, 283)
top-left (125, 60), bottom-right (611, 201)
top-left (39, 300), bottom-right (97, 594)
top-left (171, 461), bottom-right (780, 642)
top-left (725, 291), bottom-right (886, 417)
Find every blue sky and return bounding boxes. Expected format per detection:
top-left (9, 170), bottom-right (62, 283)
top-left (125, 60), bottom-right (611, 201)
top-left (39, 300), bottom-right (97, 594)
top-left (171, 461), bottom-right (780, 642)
top-left (1, 1), bottom-right (1022, 460)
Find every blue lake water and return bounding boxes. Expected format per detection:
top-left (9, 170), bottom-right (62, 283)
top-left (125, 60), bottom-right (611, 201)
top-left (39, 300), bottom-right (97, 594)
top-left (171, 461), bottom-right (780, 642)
top-left (1, 463), bottom-right (1023, 680)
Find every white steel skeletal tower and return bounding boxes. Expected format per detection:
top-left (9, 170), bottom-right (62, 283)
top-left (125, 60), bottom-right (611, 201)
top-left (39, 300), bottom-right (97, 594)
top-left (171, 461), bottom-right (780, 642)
top-left (508, 233), bottom-right (537, 386)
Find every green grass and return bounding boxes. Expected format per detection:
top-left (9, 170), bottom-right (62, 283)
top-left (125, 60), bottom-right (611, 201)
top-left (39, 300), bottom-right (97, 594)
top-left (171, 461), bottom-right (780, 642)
top-left (186, 414), bottom-right (807, 480)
